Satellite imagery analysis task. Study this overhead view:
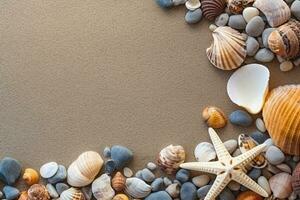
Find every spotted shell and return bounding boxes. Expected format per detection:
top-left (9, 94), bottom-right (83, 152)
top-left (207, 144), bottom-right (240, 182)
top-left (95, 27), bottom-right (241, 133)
top-left (262, 85), bottom-right (300, 155)
top-left (268, 19), bottom-right (300, 59)
top-left (206, 26), bottom-right (247, 70)
top-left (112, 194), bottom-right (129, 200)
top-left (157, 144), bottom-right (185, 174)
top-left (201, 0), bottom-right (226, 21)
top-left (60, 188), bottom-right (85, 200)
top-left (202, 106), bottom-right (227, 128)
top-left (227, 0), bottom-right (255, 14)
top-left (125, 177), bottom-right (151, 199)
top-left (23, 168), bottom-right (39, 186)
top-left (27, 184), bottom-right (50, 200)
top-left (112, 172), bottom-right (126, 192)
top-left (292, 163), bottom-right (300, 195)
top-left (92, 174), bottom-right (115, 200)
top-left (236, 191), bottom-right (263, 200)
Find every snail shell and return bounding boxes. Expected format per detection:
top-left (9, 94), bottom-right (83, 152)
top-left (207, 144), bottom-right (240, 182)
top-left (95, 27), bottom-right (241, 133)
top-left (125, 177), bottom-right (151, 199)
top-left (201, 0), bottom-right (226, 21)
top-left (112, 172), bottom-right (126, 192)
top-left (156, 145), bottom-right (185, 174)
top-left (92, 174), bottom-right (115, 200)
top-left (262, 85), bottom-right (300, 155)
top-left (268, 19), bottom-right (300, 59)
top-left (227, 0), bottom-right (255, 14)
top-left (112, 194), bottom-right (129, 200)
top-left (292, 163), bottom-right (300, 195)
top-left (206, 26), bottom-right (247, 70)
top-left (23, 168), bottom-right (39, 186)
top-left (27, 184), bottom-right (50, 200)
top-left (202, 106), bottom-right (227, 128)
top-left (236, 191), bottom-right (263, 200)
top-left (60, 188), bottom-right (84, 200)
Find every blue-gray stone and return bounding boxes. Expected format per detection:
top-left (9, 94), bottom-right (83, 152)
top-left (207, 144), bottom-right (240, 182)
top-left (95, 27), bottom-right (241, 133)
top-left (254, 48), bottom-right (274, 63)
top-left (250, 131), bottom-right (269, 144)
top-left (46, 184), bottom-right (59, 198)
top-left (245, 16), bottom-right (265, 37)
top-left (151, 178), bottom-right (164, 192)
top-left (163, 177), bottom-right (172, 186)
top-left (55, 183), bottom-right (69, 195)
top-left (185, 9), bottom-right (202, 24)
top-left (229, 110), bottom-right (253, 127)
top-left (248, 168), bottom-right (261, 180)
top-left (105, 159), bottom-right (116, 174)
top-left (141, 168), bottom-right (156, 183)
top-left (228, 15), bottom-right (247, 30)
top-left (0, 157), bottom-right (22, 185)
top-left (262, 28), bottom-right (276, 48)
top-left (3, 186), bottom-right (19, 200)
top-left (47, 165), bottom-right (67, 184)
top-left (197, 185), bottom-right (212, 199)
top-left (246, 36), bottom-right (259, 56)
top-left (219, 188), bottom-right (235, 200)
top-left (155, 0), bottom-right (173, 8)
top-left (176, 169), bottom-right (190, 183)
top-left (111, 145), bottom-right (133, 169)
top-left (135, 170), bottom-right (143, 179)
top-left (215, 13), bottom-right (229, 27)
top-left (180, 182), bottom-right (197, 200)
top-left (265, 146), bottom-right (285, 165)
top-left (145, 191), bottom-right (172, 200)
top-left (103, 147), bottom-right (111, 158)
top-left (291, 0), bottom-right (300, 20)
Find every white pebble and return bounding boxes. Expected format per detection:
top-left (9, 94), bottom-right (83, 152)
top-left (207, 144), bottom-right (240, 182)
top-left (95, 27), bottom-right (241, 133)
top-left (147, 162), bottom-right (157, 171)
top-left (255, 118), bottom-right (266, 132)
top-left (280, 61), bottom-right (294, 72)
top-left (209, 24), bottom-right (218, 32)
top-left (40, 162), bottom-right (59, 179)
top-left (192, 175), bottom-right (210, 187)
top-left (243, 7), bottom-right (259, 23)
top-left (123, 167), bottom-right (133, 177)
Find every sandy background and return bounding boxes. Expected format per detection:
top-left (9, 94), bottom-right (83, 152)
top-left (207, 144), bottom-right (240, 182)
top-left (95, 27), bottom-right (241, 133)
top-left (0, 0), bottom-right (299, 171)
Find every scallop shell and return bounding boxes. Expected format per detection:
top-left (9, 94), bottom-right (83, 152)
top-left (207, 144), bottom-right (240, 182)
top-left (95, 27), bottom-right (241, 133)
top-left (112, 194), bottom-right (129, 200)
top-left (23, 168), bottom-right (39, 186)
top-left (268, 19), bottom-right (300, 59)
top-left (156, 145), bottom-right (185, 174)
top-left (18, 192), bottom-right (29, 200)
top-left (67, 151), bottom-right (104, 187)
top-left (227, 64), bottom-right (270, 114)
top-left (92, 174), bottom-right (115, 200)
top-left (202, 106), bottom-right (227, 128)
top-left (253, 0), bottom-right (291, 27)
top-left (201, 0), bottom-right (226, 21)
top-left (238, 134), bottom-right (267, 169)
top-left (60, 188), bottom-right (85, 200)
top-left (292, 163), bottom-right (300, 195)
top-left (269, 172), bottom-right (293, 199)
top-left (262, 85), bottom-right (300, 155)
top-left (125, 177), bottom-right (151, 199)
top-left (112, 172), bottom-right (126, 192)
top-left (236, 191), bottom-right (263, 200)
top-left (227, 0), bottom-right (255, 14)
top-left (27, 184), bottom-right (50, 200)
top-left (206, 26), bottom-right (247, 70)
top-left (185, 0), bottom-right (201, 10)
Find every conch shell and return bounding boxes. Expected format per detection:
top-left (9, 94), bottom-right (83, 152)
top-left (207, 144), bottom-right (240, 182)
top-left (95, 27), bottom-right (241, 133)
top-left (253, 0), bottom-right (290, 27)
top-left (67, 151), bottom-right (103, 187)
top-left (201, 0), bottom-right (226, 21)
top-left (206, 26), bottom-right (247, 70)
top-left (262, 85), bottom-right (300, 155)
top-left (227, 0), bottom-right (255, 14)
top-left (27, 184), bottom-right (50, 200)
top-left (202, 106), bottom-right (227, 129)
top-left (268, 19), bottom-right (300, 59)
top-left (92, 174), bottom-right (115, 200)
top-left (125, 177), bottom-right (151, 199)
top-left (23, 168), bottom-right (39, 186)
top-left (60, 188), bottom-right (85, 200)
top-left (112, 172), bottom-right (126, 192)
top-left (157, 145), bottom-right (185, 174)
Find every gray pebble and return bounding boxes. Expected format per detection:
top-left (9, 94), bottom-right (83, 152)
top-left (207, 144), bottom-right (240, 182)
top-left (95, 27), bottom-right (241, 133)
top-left (224, 140), bottom-right (238, 154)
top-left (135, 170), bottom-right (143, 179)
top-left (142, 168), bottom-right (156, 183)
top-left (103, 146), bottom-right (111, 158)
top-left (228, 15), bottom-right (247, 30)
top-left (81, 186), bottom-right (92, 200)
top-left (262, 28), bottom-right (276, 48)
top-left (3, 186), bottom-right (19, 200)
top-left (46, 184), bottom-right (59, 198)
top-left (147, 162), bottom-right (157, 171)
top-left (156, 0), bottom-right (173, 8)
top-left (229, 110), bottom-right (253, 127)
top-left (111, 145), bottom-right (133, 169)
top-left (291, 0), bottom-right (300, 20)
top-left (266, 146), bottom-right (285, 165)
top-left (219, 188), bottom-right (235, 200)
top-left (227, 181), bottom-right (240, 191)
top-left (48, 165), bottom-right (67, 184)
top-left (55, 183), bottom-right (69, 195)
top-left (180, 182), bottom-right (197, 200)
top-left (105, 159), bottom-right (116, 174)
top-left (0, 157), bottom-right (22, 185)
top-left (185, 9), bottom-right (202, 24)
top-left (263, 138), bottom-right (273, 151)
top-left (197, 185), bottom-right (212, 199)
top-left (176, 169), bottom-right (190, 183)
top-left (151, 178), bottom-right (164, 192)
top-left (192, 175), bottom-right (210, 187)
top-left (276, 163), bottom-right (292, 173)
top-left (280, 61), bottom-right (294, 72)
top-left (257, 37), bottom-right (264, 48)
top-left (145, 191), bottom-right (172, 200)
top-left (250, 131), bottom-right (269, 144)
top-left (215, 13), bottom-right (229, 26)
top-left (254, 48), bottom-right (274, 62)
top-left (248, 168), bottom-right (261, 180)
top-left (246, 37), bottom-right (259, 56)
top-left (123, 167), bottom-right (133, 178)
top-left (246, 16), bottom-right (265, 37)
top-left (164, 177), bottom-right (173, 186)
top-left (285, 0), bottom-right (295, 4)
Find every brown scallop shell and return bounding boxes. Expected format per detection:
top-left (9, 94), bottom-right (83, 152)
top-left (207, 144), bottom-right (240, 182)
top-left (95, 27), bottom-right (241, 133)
top-left (202, 106), bottom-right (227, 128)
top-left (262, 84), bottom-right (300, 155)
top-left (28, 184), bottom-right (50, 200)
top-left (236, 191), bottom-right (263, 200)
top-left (157, 145), bottom-right (185, 174)
top-left (227, 0), bottom-right (255, 14)
top-left (112, 172), bottom-right (126, 192)
top-left (201, 0), bottom-right (226, 21)
top-left (268, 19), bottom-right (300, 59)
top-left (292, 163), bottom-right (300, 195)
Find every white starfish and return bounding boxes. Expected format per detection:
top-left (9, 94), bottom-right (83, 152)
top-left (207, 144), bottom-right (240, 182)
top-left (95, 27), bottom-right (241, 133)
top-left (180, 128), bottom-right (269, 200)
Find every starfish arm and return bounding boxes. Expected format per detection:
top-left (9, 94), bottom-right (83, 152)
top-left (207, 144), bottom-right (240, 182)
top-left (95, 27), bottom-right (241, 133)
top-left (232, 171), bottom-right (269, 197)
top-left (233, 143), bottom-right (266, 167)
top-left (204, 173), bottom-right (230, 200)
top-left (180, 161), bottom-right (224, 175)
top-left (208, 128), bottom-right (231, 161)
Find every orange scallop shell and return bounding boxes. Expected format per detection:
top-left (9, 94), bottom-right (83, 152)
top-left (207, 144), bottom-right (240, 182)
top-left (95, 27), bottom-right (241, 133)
top-left (202, 106), bottom-right (227, 128)
top-left (112, 172), bottom-right (126, 192)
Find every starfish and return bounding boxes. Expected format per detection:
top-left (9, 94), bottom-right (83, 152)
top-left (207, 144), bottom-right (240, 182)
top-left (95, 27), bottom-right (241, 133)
top-left (180, 128), bottom-right (269, 200)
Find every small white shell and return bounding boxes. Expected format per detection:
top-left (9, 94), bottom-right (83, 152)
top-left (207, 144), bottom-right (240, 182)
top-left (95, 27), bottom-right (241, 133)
top-left (194, 142), bottom-right (216, 162)
top-left (125, 177), bottom-right (151, 199)
top-left (60, 188), bottom-right (84, 200)
top-left (227, 64), bottom-right (270, 114)
top-left (92, 174), bottom-right (115, 200)
top-left (185, 0), bottom-right (201, 10)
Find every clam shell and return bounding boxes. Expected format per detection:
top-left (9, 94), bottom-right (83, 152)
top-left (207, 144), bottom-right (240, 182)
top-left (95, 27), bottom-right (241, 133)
top-left (92, 174), bottom-right (115, 200)
top-left (268, 19), bottom-right (300, 59)
top-left (269, 172), bottom-right (293, 199)
top-left (112, 194), bottom-right (129, 200)
top-left (201, 0), bottom-right (226, 21)
top-left (156, 145), bottom-right (185, 174)
top-left (253, 0), bottom-right (290, 27)
top-left (227, 0), bottom-right (255, 14)
top-left (67, 151), bottom-right (104, 187)
top-left (185, 0), bottom-right (201, 10)
top-left (112, 172), bottom-right (126, 192)
top-left (292, 163), bottom-right (300, 195)
top-left (206, 26), bottom-right (247, 70)
top-left (125, 177), bottom-right (151, 199)
top-left (227, 64), bottom-right (270, 114)
top-left (27, 184), bottom-right (50, 200)
top-left (262, 85), bottom-right (300, 155)
top-left (60, 188), bottom-right (84, 200)
top-left (202, 106), bottom-right (227, 129)
top-left (23, 168), bottom-right (39, 186)
top-left (236, 191), bottom-right (263, 200)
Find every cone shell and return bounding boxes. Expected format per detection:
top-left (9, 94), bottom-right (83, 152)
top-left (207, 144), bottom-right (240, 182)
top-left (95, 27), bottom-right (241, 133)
top-left (236, 191), bottom-right (263, 200)
top-left (253, 0), bottom-right (290, 27)
top-left (262, 85), bottom-right (300, 155)
top-left (112, 172), bottom-right (126, 192)
top-left (112, 194), bottom-right (129, 200)
top-left (157, 145), bottom-right (185, 174)
top-left (60, 188), bottom-right (85, 200)
top-left (227, 0), bottom-right (255, 14)
top-left (201, 0), bottom-right (226, 21)
top-left (125, 178), bottom-right (151, 199)
top-left (23, 168), bottom-right (39, 186)
top-left (18, 192), bottom-right (29, 200)
top-left (92, 174), bottom-right (115, 200)
top-left (268, 19), bottom-right (300, 59)
top-left (202, 106), bottom-right (227, 128)
top-left (206, 26), bottom-right (247, 70)
top-left (28, 184), bottom-right (50, 200)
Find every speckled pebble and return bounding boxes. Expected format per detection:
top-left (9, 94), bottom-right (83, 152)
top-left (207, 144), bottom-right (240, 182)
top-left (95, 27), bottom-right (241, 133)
top-left (145, 191), bottom-right (172, 200)
top-left (142, 168), bottom-right (155, 182)
top-left (123, 167), bottom-right (133, 178)
top-left (3, 186), bottom-right (19, 200)
top-left (254, 48), bottom-right (274, 63)
top-left (55, 183), bottom-right (69, 195)
top-left (147, 162), bottom-right (157, 171)
top-left (291, 0), bottom-right (300, 20)
top-left (209, 24), bottom-right (218, 32)
top-left (280, 61), bottom-right (294, 72)
top-left (246, 36), bottom-right (259, 56)
top-left (215, 13), bottom-right (229, 26)
top-left (151, 178), bottom-right (164, 192)
top-left (165, 183), bottom-right (180, 198)
top-left (185, 9), bottom-right (202, 24)
top-left (46, 184), bottom-right (58, 198)
top-left (262, 28), bottom-right (276, 48)
top-left (243, 7), bottom-right (259, 23)
top-left (246, 16), bottom-right (265, 37)
top-left (266, 146), bottom-right (285, 165)
top-left (164, 177), bottom-right (173, 187)
top-left (48, 165), bottom-right (67, 184)
top-left (192, 175), bottom-right (210, 187)
top-left (40, 162), bottom-right (58, 179)
top-left (156, 0), bottom-right (173, 8)
top-left (258, 176), bottom-right (271, 195)
top-left (197, 185), bottom-right (212, 199)
top-left (103, 147), bottom-right (111, 158)
top-left (176, 169), bottom-right (190, 183)
top-left (224, 139), bottom-right (238, 154)
top-left (229, 110), bottom-right (252, 127)
top-left (248, 168), bottom-right (261, 180)
top-left (219, 188), bottom-right (235, 200)
top-left (250, 131), bottom-right (269, 144)
top-left (180, 182), bottom-right (197, 200)
top-left (228, 15), bottom-right (247, 30)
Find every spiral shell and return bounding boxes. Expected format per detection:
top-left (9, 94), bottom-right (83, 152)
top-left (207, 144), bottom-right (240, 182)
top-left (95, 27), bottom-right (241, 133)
top-left (92, 174), bottom-right (115, 200)
top-left (206, 26), bottom-right (247, 70)
top-left (292, 163), bottom-right (300, 195)
top-left (67, 151), bottom-right (104, 187)
top-left (262, 85), bottom-right (300, 155)
top-left (27, 184), bottom-right (50, 200)
top-left (23, 168), bottom-right (39, 186)
top-left (268, 19), bottom-right (300, 59)
top-left (202, 106), bottom-right (227, 128)
top-left (125, 177), bottom-right (151, 199)
top-left (60, 188), bottom-right (84, 200)
top-left (227, 0), bottom-right (255, 14)
top-left (112, 172), bottom-right (126, 192)
top-left (236, 191), bottom-right (263, 200)
top-left (157, 145), bottom-right (185, 174)
top-left (112, 194), bottom-right (129, 200)
top-left (201, 0), bottom-right (226, 21)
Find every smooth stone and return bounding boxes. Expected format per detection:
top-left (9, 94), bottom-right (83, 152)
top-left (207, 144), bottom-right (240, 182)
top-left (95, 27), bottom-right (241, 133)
top-left (254, 48), bottom-right (274, 62)
top-left (123, 167), bottom-right (133, 178)
top-left (47, 165), bottom-right (67, 184)
top-left (263, 138), bottom-right (273, 152)
top-left (215, 13), bottom-right (229, 26)
top-left (194, 142), bottom-right (216, 162)
top-left (257, 37), bottom-right (264, 48)
top-left (228, 15), bottom-right (247, 30)
top-left (40, 162), bottom-right (58, 179)
top-left (142, 168), bottom-right (156, 183)
top-left (276, 163), bottom-right (291, 173)
top-left (0, 157), bottom-right (22, 185)
top-left (105, 159), bottom-right (116, 174)
top-left (163, 177), bottom-right (172, 187)
top-left (135, 170), bottom-right (143, 179)
top-left (111, 145), bottom-right (133, 169)
top-left (176, 169), bottom-right (190, 183)
top-left (258, 176), bottom-right (271, 195)
top-left (285, 0), bottom-right (295, 4)
top-left (46, 184), bottom-right (59, 198)
top-left (192, 175), bottom-right (210, 187)
top-left (197, 185), bottom-right (212, 199)
top-left (232, 149), bottom-right (241, 157)
top-left (224, 139), bottom-right (238, 154)
top-left (246, 36), bottom-right (259, 56)
top-left (262, 28), bottom-right (276, 48)
top-left (173, 0), bottom-right (186, 6)
top-left (248, 168), bottom-right (261, 180)
top-left (155, 0), bottom-right (173, 8)
top-left (246, 16), bottom-right (265, 37)
top-left (293, 156), bottom-right (300, 162)
top-left (219, 188), bottom-right (235, 200)
top-left (103, 146), bottom-right (111, 158)
top-left (165, 183), bottom-right (180, 198)
top-left (227, 181), bottom-right (240, 191)
top-left (151, 178), bottom-right (164, 192)
top-left (280, 61), bottom-right (294, 72)
top-left (262, 168), bottom-right (273, 179)
top-left (266, 146), bottom-right (285, 165)
top-left (145, 191), bottom-right (172, 200)
top-left (180, 182), bottom-right (197, 200)
top-left (209, 24), bottom-right (218, 32)
top-left (250, 131), bottom-right (269, 144)
top-left (229, 110), bottom-right (253, 127)
top-left (243, 7), bottom-right (260, 23)
top-left (185, 9), bottom-right (202, 24)
top-left (255, 118), bottom-right (266, 132)
top-left (147, 162), bottom-right (157, 171)
top-left (55, 183), bottom-right (69, 195)
top-left (3, 186), bottom-right (19, 200)
top-left (81, 186), bottom-right (92, 200)
top-left (291, 0), bottom-right (300, 20)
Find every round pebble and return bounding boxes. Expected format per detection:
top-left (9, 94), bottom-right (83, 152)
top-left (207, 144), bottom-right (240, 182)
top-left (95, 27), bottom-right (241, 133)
top-left (232, 148), bottom-right (242, 157)
top-left (227, 181), bottom-right (240, 191)
top-left (258, 176), bottom-right (271, 195)
top-left (147, 162), bottom-right (157, 171)
top-left (48, 165), bottom-right (67, 184)
top-left (180, 182), bottom-right (197, 200)
top-left (280, 61), bottom-right (294, 72)
top-left (55, 183), bottom-right (69, 195)
top-left (243, 7), bottom-right (259, 23)
top-left (219, 188), bottom-right (235, 200)
top-left (165, 183), bottom-right (180, 198)
top-left (46, 184), bottom-right (59, 198)
top-left (255, 118), bottom-right (266, 132)
top-left (248, 168), bottom-right (261, 180)
top-left (266, 146), bottom-right (285, 165)
top-left (141, 168), bottom-right (155, 182)
top-left (40, 162), bottom-right (58, 179)
top-left (215, 13), bottom-right (229, 26)
top-left (254, 48), bottom-right (274, 63)
top-left (135, 170), bottom-right (143, 179)
top-left (246, 16), bottom-right (265, 37)
top-left (250, 131), bottom-right (269, 144)
top-left (246, 36), bottom-right (259, 56)
top-left (111, 145), bottom-right (133, 169)
top-left (229, 110), bottom-right (253, 127)
top-left (192, 175), bottom-right (210, 187)
top-left (3, 186), bottom-right (19, 200)
top-left (0, 157), bottom-right (22, 185)
top-left (197, 185), bottom-right (211, 199)
top-left (262, 28), bottom-right (276, 48)
top-left (151, 178), bottom-right (164, 192)
top-left (185, 9), bottom-right (202, 24)
top-left (291, 0), bottom-right (300, 20)
top-left (224, 139), bottom-right (238, 154)
top-left (155, 0), bottom-right (173, 8)
top-left (176, 169), bottom-right (190, 183)
top-left (123, 167), bottom-right (133, 178)
top-left (209, 24), bottom-right (218, 32)
top-left (263, 138), bottom-right (273, 151)
top-left (164, 177), bottom-right (173, 186)
top-left (228, 15), bottom-right (247, 30)
top-left (145, 191), bottom-right (172, 200)
top-left (103, 146), bottom-right (111, 158)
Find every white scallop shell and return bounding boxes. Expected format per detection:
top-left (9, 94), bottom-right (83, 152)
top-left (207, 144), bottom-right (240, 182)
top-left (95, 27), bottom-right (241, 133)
top-left (185, 0), bottom-right (201, 10)
top-left (125, 177), bottom-right (151, 199)
top-left (92, 174), bottom-right (115, 200)
top-left (60, 188), bottom-right (84, 200)
top-left (194, 142), bottom-right (216, 162)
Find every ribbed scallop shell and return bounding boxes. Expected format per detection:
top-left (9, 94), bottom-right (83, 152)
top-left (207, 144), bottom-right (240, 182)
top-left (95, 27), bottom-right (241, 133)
top-left (201, 0), bottom-right (226, 21)
top-left (125, 177), bottom-right (151, 199)
top-left (292, 163), bottom-right (300, 195)
top-left (253, 0), bottom-right (290, 27)
top-left (112, 172), bottom-right (126, 192)
top-left (60, 188), bottom-right (84, 200)
top-left (227, 0), bottom-right (255, 14)
top-left (202, 106), bottom-right (227, 128)
top-left (268, 19), bottom-right (300, 59)
top-left (262, 85), bottom-right (300, 155)
top-left (27, 184), bottom-right (50, 200)
top-left (206, 26), bottom-right (247, 70)
top-left (157, 145), bottom-right (185, 174)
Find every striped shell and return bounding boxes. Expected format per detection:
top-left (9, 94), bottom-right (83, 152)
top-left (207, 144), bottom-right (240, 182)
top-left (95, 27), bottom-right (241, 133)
top-left (125, 177), bottom-right (151, 199)
top-left (253, 0), bottom-right (290, 27)
top-left (227, 0), bottom-right (255, 14)
top-left (112, 172), bottom-right (126, 192)
top-left (157, 145), bottom-right (185, 174)
top-left (292, 163), bottom-right (300, 195)
top-left (60, 188), bottom-right (84, 200)
top-left (201, 0), bottom-right (226, 21)
top-left (206, 26), bottom-right (247, 70)
top-left (262, 85), bottom-right (300, 155)
top-left (202, 106), bottom-right (227, 128)
top-left (268, 19), bottom-right (300, 59)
